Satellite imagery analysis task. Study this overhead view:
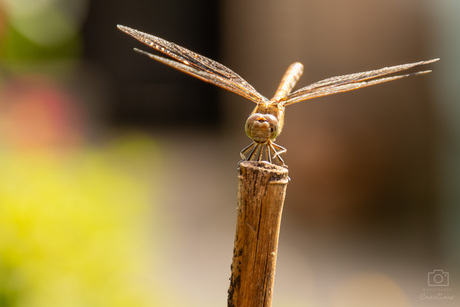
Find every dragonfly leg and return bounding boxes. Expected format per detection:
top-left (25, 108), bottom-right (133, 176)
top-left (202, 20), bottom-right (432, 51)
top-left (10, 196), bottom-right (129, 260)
top-left (268, 142), bottom-right (287, 166)
top-left (240, 142), bottom-right (264, 166)
top-left (266, 144), bottom-right (273, 165)
top-left (240, 142), bottom-right (256, 161)
top-left (240, 141), bottom-right (287, 166)
top-left (258, 143), bottom-right (272, 163)
top-left (251, 143), bottom-right (263, 161)
top-left (271, 142), bottom-right (287, 158)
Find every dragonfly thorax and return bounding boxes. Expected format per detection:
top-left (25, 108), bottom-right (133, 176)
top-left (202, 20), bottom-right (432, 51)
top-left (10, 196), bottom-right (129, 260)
top-left (245, 113), bottom-right (280, 143)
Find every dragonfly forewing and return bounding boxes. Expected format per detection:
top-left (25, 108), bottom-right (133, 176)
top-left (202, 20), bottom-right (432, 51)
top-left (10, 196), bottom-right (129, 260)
top-left (284, 58), bottom-right (439, 106)
top-left (284, 70), bottom-right (432, 105)
top-left (118, 25), bottom-right (266, 104)
top-left (134, 48), bottom-right (266, 103)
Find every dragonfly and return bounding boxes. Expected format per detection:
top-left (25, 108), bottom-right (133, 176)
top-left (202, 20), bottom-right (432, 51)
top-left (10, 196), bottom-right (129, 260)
top-left (117, 25), bottom-right (438, 166)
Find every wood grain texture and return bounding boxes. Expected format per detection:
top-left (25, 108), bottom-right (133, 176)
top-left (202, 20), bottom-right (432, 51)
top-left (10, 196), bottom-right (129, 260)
top-left (228, 161), bottom-right (289, 307)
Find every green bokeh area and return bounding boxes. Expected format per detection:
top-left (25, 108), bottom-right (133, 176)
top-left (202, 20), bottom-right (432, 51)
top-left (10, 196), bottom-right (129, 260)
top-left (0, 25), bottom-right (81, 63)
top-left (0, 0), bottom-right (84, 66)
top-left (0, 138), bottom-right (161, 307)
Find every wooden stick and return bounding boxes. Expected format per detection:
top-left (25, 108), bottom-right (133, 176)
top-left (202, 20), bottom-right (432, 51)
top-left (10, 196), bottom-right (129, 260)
top-left (228, 161), bottom-right (290, 307)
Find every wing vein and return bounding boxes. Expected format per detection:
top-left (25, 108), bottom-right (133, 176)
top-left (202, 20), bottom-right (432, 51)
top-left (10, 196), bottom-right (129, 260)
top-left (118, 25), bottom-right (266, 103)
top-left (284, 58), bottom-right (439, 105)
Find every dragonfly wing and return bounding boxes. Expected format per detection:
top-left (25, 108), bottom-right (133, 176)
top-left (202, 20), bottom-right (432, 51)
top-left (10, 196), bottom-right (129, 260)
top-left (134, 49), bottom-right (266, 102)
top-left (118, 25), bottom-right (266, 104)
top-left (284, 58), bottom-right (439, 106)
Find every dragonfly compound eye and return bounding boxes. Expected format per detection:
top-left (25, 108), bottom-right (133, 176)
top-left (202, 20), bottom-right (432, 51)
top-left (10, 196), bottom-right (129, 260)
top-left (245, 113), bottom-right (280, 143)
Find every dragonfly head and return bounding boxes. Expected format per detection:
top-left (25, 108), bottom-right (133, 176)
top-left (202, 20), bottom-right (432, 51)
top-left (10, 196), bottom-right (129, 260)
top-left (245, 113), bottom-right (280, 143)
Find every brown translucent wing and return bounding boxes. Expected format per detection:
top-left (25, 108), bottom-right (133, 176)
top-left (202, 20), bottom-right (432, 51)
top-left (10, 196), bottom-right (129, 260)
top-left (283, 58), bottom-right (439, 106)
top-left (117, 25), bottom-right (267, 104)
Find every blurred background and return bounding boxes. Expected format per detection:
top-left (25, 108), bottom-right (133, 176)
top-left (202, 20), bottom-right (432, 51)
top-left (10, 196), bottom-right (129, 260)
top-left (0, 0), bottom-right (458, 306)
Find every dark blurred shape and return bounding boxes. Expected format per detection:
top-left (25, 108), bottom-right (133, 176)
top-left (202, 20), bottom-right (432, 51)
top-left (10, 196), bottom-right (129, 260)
top-left (82, 0), bottom-right (221, 129)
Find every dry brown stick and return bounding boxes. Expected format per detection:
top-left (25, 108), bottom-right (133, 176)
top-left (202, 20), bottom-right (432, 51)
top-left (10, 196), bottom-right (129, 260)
top-left (228, 161), bottom-right (290, 307)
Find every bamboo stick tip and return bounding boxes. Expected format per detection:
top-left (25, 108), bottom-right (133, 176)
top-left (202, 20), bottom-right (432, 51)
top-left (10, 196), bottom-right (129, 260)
top-left (238, 161), bottom-right (289, 184)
